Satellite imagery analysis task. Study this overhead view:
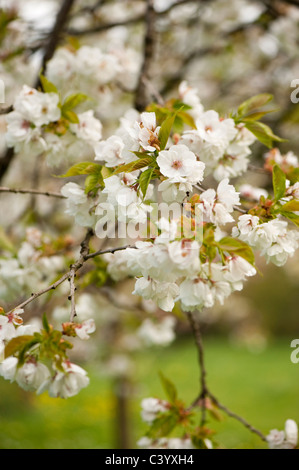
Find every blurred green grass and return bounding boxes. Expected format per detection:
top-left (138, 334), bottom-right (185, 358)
top-left (0, 336), bottom-right (298, 449)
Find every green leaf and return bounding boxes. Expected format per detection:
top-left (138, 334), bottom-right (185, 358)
top-left (159, 372), bottom-right (178, 404)
top-left (280, 200), bottom-right (299, 212)
top-left (146, 103), bottom-right (170, 124)
top-left (272, 164), bottom-right (286, 201)
top-left (288, 167), bottom-right (299, 184)
top-left (172, 100), bottom-right (192, 111)
top-left (62, 93), bottom-right (89, 112)
top-left (62, 109), bottom-right (79, 124)
top-left (158, 113), bottom-right (177, 150)
top-left (237, 93), bottom-right (273, 118)
top-left (177, 111), bottom-right (196, 129)
top-left (85, 167), bottom-right (104, 194)
top-left (147, 413), bottom-right (178, 439)
top-left (132, 151), bottom-right (151, 159)
top-left (218, 237), bottom-right (255, 265)
top-left (241, 109), bottom-right (279, 122)
top-left (39, 74), bottom-right (58, 95)
top-left (139, 168), bottom-right (154, 198)
top-left (113, 157), bottom-right (154, 175)
top-left (245, 121), bottom-right (286, 148)
top-left (42, 313), bottom-right (51, 333)
top-left (4, 335), bottom-right (36, 358)
top-left (59, 162), bottom-right (102, 178)
top-left (280, 211), bottom-right (299, 227)
top-left (18, 338), bottom-right (42, 366)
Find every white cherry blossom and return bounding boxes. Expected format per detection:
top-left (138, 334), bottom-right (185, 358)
top-left (14, 85), bottom-right (61, 127)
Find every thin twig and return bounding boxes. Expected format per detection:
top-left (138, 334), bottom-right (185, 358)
top-left (247, 164), bottom-right (269, 175)
top-left (141, 76), bottom-right (165, 106)
top-left (71, 0), bottom-right (104, 18)
top-left (208, 392), bottom-right (267, 442)
top-left (66, 0), bottom-right (210, 36)
top-left (67, 14), bottom-right (145, 36)
top-left (68, 268), bottom-right (77, 322)
top-left (0, 106), bottom-right (13, 115)
top-left (0, 186), bottom-right (66, 199)
top-left (159, 2), bottom-right (278, 96)
top-left (6, 233), bottom-right (133, 315)
top-left (186, 311), bottom-right (208, 425)
top-left (36, 0), bottom-right (77, 85)
top-left (84, 244), bottom-right (136, 261)
top-left (186, 310), bottom-right (267, 442)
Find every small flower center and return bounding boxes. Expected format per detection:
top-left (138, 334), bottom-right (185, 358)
top-left (172, 160), bottom-right (183, 170)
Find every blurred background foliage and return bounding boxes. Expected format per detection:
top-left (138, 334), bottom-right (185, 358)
top-left (0, 337), bottom-right (298, 449)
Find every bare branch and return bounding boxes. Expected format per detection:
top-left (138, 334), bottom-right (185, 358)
top-left (6, 231), bottom-right (134, 316)
top-left (68, 268), bottom-right (77, 322)
top-left (84, 244), bottom-right (137, 261)
top-left (208, 392), bottom-right (267, 442)
top-left (71, 0), bottom-right (105, 17)
top-left (0, 106), bottom-right (13, 115)
top-left (186, 310), bottom-right (267, 441)
top-left (0, 0), bottom-right (77, 183)
top-left (67, 14), bottom-right (145, 36)
top-left (36, 0), bottom-right (77, 84)
top-left (66, 1), bottom-right (210, 36)
top-left (141, 76), bottom-right (165, 106)
top-left (0, 148), bottom-right (15, 183)
top-left (281, 0), bottom-right (299, 6)
top-left (186, 311), bottom-right (208, 425)
top-left (247, 164), bottom-right (269, 175)
top-left (159, 1), bottom-right (280, 96)
top-left (0, 186), bottom-right (66, 199)
top-left (135, 0), bottom-right (156, 111)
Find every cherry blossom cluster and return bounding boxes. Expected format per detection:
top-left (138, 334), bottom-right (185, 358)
top-left (3, 79), bottom-right (299, 417)
top-left (1, 0), bottom-right (299, 450)
top-left (47, 43), bottom-right (141, 98)
top-left (0, 308), bottom-right (96, 399)
top-left (179, 83), bottom-right (257, 182)
top-left (5, 84), bottom-right (103, 167)
top-left (55, 84), bottom-right (299, 318)
top-left (233, 215), bottom-right (299, 267)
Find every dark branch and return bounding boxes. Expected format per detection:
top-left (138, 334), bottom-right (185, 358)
top-left (186, 311), bottom-right (208, 425)
top-left (66, 1), bottom-right (211, 36)
top-left (0, 105), bottom-right (13, 115)
top-left (0, 0), bottom-right (77, 183)
top-left (0, 148), bottom-right (14, 183)
top-left (67, 14), bottom-right (145, 36)
top-left (0, 186), bottom-right (66, 198)
top-left (84, 244), bottom-right (136, 261)
top-left (35, 0), bottom-right (77, 87)
top-left (186, 310), bottom-right (267, 440)
top-left (135, 0), bottom-right (156, 112)
top-left (209, 392), bottom-right (267, 442)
